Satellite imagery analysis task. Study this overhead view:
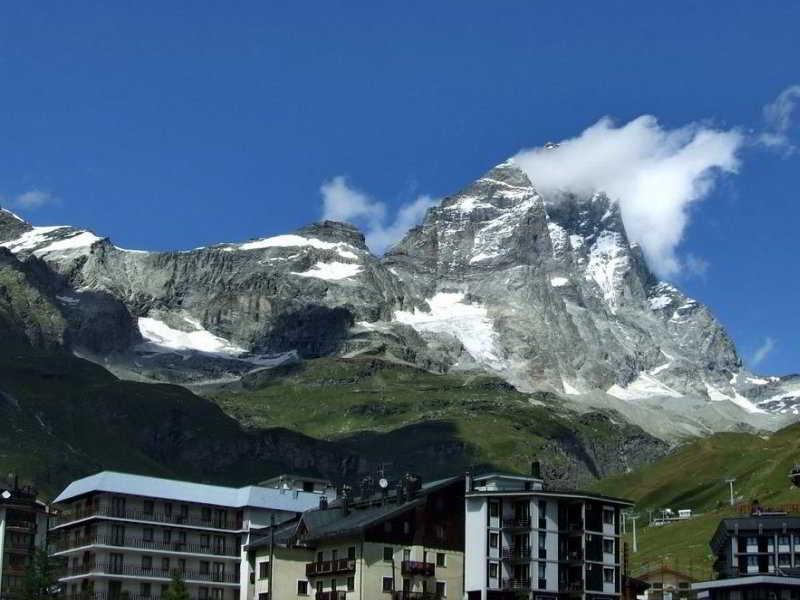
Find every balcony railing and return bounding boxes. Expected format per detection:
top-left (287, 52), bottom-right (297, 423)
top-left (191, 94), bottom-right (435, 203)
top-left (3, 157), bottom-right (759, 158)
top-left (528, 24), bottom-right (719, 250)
top-left (6, 520), bottom-right (36, 531)
top-left (60, 594), bottom-right (204, 600)
top-left (53, 535), bottom-right (239, 557)
top-left (561, 580), bottom-right (585, 593)
top-left (314, 593), bottom-right (347, 600)
top-left (54, 506), bottom-right (242, 531)
top-left (305, 559), bottom-right (356, 577)
top-left (502, 518), bottom-right (531, 529)
top-left (58, 563), bottom-right (239, 584)
top-left (392, 593), bottom-right (442, 600)
top-left (401, 561), bottom-right (435, 577)
top-left (503, 578), bottom-right (532, 591)
top-left (501, 546), bottom-right (532, 560)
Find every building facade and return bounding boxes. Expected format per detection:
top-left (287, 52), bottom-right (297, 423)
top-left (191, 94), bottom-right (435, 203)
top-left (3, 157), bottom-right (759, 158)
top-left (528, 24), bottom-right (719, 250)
top-left (247, 475), bottom-right (465, 600)
top-left (49, 472), bottom-right (327, 600)
top-left (635, 567), bottom-right (696, 600)
top-left (0, 480), bottom-right (50, 600)
top-left (464, 470), bottom-right (633, 600)
top-left (693, 514), bottom-right (800, 600)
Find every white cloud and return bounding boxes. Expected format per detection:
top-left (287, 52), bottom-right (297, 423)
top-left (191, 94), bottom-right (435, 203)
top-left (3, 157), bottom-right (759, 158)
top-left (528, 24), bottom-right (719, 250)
top-left (320, 176), bottom-right (436, 254)
top-left (760, 84), bottom-right (800, 152)
top-left (11, 189), bottom-right (59, 210)
top-left (752, 336), bottom-right (777, 367)
top-left (685, 253), bottom-right (710, 279)
top-left (512, 116), bottom-right (743, 278)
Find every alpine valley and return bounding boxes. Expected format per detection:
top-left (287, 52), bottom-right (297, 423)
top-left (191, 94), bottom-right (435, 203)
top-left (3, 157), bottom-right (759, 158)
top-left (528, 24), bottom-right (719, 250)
top-left (1, 160), bottom-right (798, 495)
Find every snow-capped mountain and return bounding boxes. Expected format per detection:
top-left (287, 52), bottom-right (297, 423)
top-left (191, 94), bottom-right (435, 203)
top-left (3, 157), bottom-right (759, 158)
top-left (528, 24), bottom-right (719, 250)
top-left (1, 161), bottom-right (797, 439)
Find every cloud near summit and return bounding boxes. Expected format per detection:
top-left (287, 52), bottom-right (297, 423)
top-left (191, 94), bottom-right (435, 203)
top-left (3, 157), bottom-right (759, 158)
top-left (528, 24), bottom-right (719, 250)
top-left (512, 115), bottom-right (744, 278)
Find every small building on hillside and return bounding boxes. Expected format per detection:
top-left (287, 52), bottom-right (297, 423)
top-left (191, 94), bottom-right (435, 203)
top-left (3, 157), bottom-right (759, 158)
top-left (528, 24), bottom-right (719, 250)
top-left (692, 513), bottom-right (800, 600)
top-left (0, 478), bottom-right (50, 600)
top-left (246, 474), bottom-right (465, 600)
top-left (635, 566), bottom-right (696, 600)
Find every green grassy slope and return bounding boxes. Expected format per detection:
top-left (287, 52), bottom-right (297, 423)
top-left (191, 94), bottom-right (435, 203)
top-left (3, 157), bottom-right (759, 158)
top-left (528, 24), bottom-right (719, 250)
top-left (204, 356), bottom-right (666, 483)
top-left (592, 424), bottom-right (800, 576)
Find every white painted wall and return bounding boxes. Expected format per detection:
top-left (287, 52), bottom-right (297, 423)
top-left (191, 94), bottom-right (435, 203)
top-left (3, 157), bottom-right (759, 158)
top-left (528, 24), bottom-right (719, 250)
top-left (465, 498), bottom-right (488, 599)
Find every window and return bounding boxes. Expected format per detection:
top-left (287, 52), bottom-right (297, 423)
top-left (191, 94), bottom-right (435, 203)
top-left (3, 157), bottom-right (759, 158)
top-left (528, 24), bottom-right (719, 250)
top-left (382, 577), bottom-right (394, 592)
top-left (435, 524), bottom-right (446, 540)
top-left (163, 529), bottom-right (172, 544)
top-left (604, 568), bottom-right (614, 584)
top-left (332, 549), bottom-right (338, 561)
top-left (178, 559), bottom-right (186, 573)
top-left (436, 582), bottom-right (446, 597)
top-left (489, 562), bottom-right (498, 578)
top-left (199, 588), bottom-right (208, 600)
top-left (436, 552), bottom-right (446, 567)
top-left (348, 546), bottom-right (356, 560)
top-left (164, 502), bottom-right (172, 517)
top-left (140, 583), bottom-right (151, 598)
top-left (259, 562), bottom-right (269, 579)
top-left (779, 554), bottom-right (792, 567)
top-left (489, 532), bottom-right (499, 548)
top-left (347, 577), bottom-right (354, 592)
top-left (603, 509), bottom-right (614, 525)
top-left (538, 562), bottom-right (546, 578)
top-left (317, 551), bottom-right (324, 563)
top-left (200, 561), bottom-right (210, 575)
top-left (539, 532), bottom-right (546, 549)
top-left (679, 582), bottom-right (691, 590)
top-left (489, 502), bottom-right (499, 518)
top-left (257, 594), bottom-right (269, 600)
top-left (603, 538), bottom-right (614, 554)
top-left (161, 558), bottom-right (170, 574)
top-left (403, 549), bottom-right (411, 562)
top-left (316, 581), bottom-right (323, 594)
top-left (202, 507), bottom-right (212, 522)
top-left (143, 528), bottom-right (153, 542)
top-left (747, 556), bottom-right (758, 567)
top-left (383, 547), bottom-right (393, 561)
top-left (141, 556), bottom-right (153, 570)
top-left (143, 500), bottom-right (154, 515)
top-left (330, 579), bottom-right (336, 591)
top-left (297, 581), bottom-right (308, 596)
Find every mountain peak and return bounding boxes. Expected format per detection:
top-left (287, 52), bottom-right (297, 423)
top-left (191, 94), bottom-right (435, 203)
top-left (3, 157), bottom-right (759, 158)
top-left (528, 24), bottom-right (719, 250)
top-left (295, 220), bottom-right (368, 250)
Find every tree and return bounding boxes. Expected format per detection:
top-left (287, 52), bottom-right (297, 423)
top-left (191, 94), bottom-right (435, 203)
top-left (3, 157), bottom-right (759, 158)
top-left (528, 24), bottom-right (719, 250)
top-left (162, 573), bottom-right (190, 600)
top-left (21, 549), bottom-right (55, 600)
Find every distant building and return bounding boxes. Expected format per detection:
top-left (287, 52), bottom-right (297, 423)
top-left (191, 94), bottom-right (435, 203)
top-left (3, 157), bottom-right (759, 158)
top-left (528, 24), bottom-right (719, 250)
top-left (464, 466), bottom-right (634, 600)
top-left (635, 567), bottom-right (696, 600)
top-left (258, 475), bottom-right (337, 498)
top-left (49, 471), bottom-right (329, 600)
top-left (246, 474), bottom-right (465, 600)
top-left (692, 513), bottom-right (800, 600)
top-left (0, 479), bottom-right (50, 600)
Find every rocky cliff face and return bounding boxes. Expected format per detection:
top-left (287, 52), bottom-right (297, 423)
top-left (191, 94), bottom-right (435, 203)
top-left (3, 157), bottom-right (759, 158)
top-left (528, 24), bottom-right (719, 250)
top-left (1, 158), bottom-right (797, 440)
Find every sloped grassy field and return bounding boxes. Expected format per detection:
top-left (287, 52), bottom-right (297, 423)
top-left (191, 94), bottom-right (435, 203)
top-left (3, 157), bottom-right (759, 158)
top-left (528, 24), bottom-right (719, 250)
top-left (592, 424), bottom-right (800, 575)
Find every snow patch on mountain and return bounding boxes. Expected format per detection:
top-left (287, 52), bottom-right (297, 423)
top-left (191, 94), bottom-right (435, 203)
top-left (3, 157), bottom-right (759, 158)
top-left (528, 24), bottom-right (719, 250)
top-left (584, 231), bottom-right (630, 311)
top-left (394, 293), bottom-right (505, 372)
top-left (550, 277), bottom-right (569, 287)
top-left (138, 316), bottom-right (246, 355)
top-left (291, 261), bottom-right (363, 281)
top-left (227, 234), bottom-right (360, 260)
top-left (608, 372), bottom-right (684, 400)
top-left (705, 383), bottom-right (766, 414)
top-left (0, 226), bottom-right (102, 256)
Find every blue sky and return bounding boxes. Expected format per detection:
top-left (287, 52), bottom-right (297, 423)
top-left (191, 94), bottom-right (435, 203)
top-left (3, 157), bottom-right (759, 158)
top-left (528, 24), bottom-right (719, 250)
top-left (1, 2), bottom-right (798, 374)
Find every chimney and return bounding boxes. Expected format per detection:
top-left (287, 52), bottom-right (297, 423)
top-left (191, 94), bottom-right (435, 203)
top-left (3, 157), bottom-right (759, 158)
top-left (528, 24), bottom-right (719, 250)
top-left (465, 472), bottom-right (472, 493)
top-left (531, 461), bottom-right (542, 479)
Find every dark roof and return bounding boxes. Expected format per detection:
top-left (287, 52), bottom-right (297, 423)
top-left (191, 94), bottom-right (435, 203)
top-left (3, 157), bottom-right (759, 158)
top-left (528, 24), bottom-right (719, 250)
top-left (710, 516), bottom-right (800, 553)
top-left (466, 487), bottom-right (633, 506)
top-left (248, 476), bottom-right (462, 549)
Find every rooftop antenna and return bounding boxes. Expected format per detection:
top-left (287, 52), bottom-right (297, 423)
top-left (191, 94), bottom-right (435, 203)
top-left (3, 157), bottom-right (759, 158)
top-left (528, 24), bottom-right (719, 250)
top-left (724, 478), bottom-right (737, 506)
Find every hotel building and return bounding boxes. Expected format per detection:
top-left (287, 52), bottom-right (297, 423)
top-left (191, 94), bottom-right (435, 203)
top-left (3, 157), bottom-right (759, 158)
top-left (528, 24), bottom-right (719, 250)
top-left (50, 472), bottom-right (326, 600)
top-left (464, 468), bottom-right (633, 600)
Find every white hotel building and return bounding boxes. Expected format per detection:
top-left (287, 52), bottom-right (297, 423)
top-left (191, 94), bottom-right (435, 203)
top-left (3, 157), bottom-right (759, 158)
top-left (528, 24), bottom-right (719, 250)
top-left (50, 472), bottom-right (329, 600)
top-left (464, 469), bottom-right (633, 600)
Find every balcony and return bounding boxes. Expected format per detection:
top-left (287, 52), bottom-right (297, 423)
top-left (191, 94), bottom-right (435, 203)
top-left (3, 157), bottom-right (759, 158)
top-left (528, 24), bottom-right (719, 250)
top-left (58, 563), bottom-right (240, 584)
top-left (561, 580), bottom-right (585, 593)
top-left (314, 593), bottom-right (347, 600)
top-left (503, 579), bottom-right (532, 591)
top-left (305, 559), bottom-right (356, 577)
top-left (502, 518), bottom-right (531, 530)
top-left (501, 546), bottom-right (532, 560)
top-left (401, 561), bottom-right (435, 577)
top-left (392, 593), bottom-right (442, 600)
top-left (54, 506), bottom-right (242, 531)
top-left (6, 520), bottom-right (36, 531)
top-left (52, 535), bottom-right (239, 557)
top-left (565, 521), bottom-right (584, 532)
top-left (563, 549), bottom-right (584, 561)
top-left (61, 595), bottom-right (203, 600)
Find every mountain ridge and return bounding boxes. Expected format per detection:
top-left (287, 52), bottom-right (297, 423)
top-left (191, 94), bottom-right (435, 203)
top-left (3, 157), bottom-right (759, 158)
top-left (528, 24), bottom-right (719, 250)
top-left (1, 159), bottom-right (798, 442)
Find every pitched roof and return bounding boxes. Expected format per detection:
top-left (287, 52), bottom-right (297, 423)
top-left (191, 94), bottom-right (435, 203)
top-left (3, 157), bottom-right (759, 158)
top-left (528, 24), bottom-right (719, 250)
top-left (54, 471), bottom-right (323, 512)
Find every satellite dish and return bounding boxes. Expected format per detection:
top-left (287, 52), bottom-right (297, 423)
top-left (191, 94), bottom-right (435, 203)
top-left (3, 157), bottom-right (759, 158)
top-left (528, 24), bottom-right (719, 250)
top-left (378, 478), bottom-right (389, 489)
top-left (1, 490), bottom-right (11, 499)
